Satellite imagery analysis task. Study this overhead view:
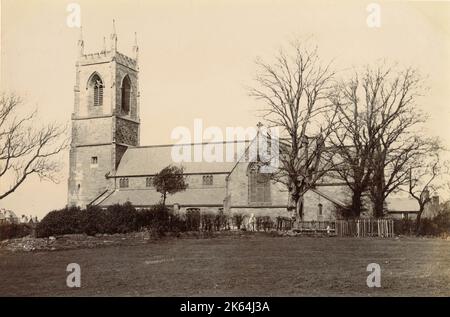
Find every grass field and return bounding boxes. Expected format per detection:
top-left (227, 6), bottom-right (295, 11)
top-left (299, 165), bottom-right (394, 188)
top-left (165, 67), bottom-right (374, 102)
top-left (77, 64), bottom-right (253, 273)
top-left (0, 234), bottom-right (449, 296)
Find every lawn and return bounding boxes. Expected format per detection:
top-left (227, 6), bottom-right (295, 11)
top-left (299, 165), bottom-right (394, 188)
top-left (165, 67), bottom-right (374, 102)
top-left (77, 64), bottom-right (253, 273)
top-left (0, 234), bottom-right (449, 296)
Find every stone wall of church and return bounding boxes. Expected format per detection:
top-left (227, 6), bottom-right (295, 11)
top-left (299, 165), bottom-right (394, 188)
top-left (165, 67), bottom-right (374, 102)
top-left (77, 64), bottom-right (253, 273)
top-left (117, 174), bottom-right (229, 190)
top-left (227, 189), bottom-right (340, 221)
top-left (68, 144), bottom-right (115, 207)
top-left (76, 61), bottom-right (113, 116)
top-left (72, 117), bottom-right (113, 145)
top-left (115, 64), bottom-right (139, 120)
top-left (115, 118), bottom-right (139, 145)
top-left (226, 162), bottom-right (347, 221)
top-left (226, 161), bottom-right (288, 208)
top-left (302, 189), bottom-right (341, 221)
top-left (69, 50), bottom-right (141, 208)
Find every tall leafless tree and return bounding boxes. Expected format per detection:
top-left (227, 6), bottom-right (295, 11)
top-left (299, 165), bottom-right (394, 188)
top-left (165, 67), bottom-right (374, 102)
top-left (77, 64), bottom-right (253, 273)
top-left (406, 142), bottom-right (446, 234)
top-left (0, 93), bottom-right (68, 200)
top-left (364, 66), bottom-right (427, 217)
top-left (329, 65), bottom-right (429, 218)
top-left (249, 43), bottom-right (339, 221)
top-left (328, 75), bottom-right (378, 217)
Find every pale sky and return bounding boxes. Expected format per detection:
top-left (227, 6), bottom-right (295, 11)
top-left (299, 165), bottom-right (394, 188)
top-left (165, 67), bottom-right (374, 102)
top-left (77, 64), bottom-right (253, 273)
top-left (1, 0), bottom-right (449, 219)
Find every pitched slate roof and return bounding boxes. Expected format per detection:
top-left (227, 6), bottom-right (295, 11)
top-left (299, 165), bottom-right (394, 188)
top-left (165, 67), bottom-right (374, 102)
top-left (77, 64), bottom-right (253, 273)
top-left (115, 142), bottom-right (246, 176)
top-left (98, 187), bottom-right (226, 207)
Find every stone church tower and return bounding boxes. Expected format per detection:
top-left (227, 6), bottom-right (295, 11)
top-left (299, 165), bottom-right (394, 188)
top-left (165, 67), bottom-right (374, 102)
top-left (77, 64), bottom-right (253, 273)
top-left (68, 22), bottom-right (140, 207)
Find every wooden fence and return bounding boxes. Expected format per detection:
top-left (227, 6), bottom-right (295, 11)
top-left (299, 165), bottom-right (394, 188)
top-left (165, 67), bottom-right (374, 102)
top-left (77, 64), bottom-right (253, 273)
top-left (293, 221), bottom-right (335, 235)
top-left (289, 219), bottom-right (395, 237)
top-left (335, 219), bottom-right (394, 238)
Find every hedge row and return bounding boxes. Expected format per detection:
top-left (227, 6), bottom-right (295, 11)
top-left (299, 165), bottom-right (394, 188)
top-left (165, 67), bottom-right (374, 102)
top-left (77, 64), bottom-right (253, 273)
top-left (394, 213), bottom-right (450, 236)
top-left (0, 223), bottom-right (32, 241)
top-left (36, 203), bottom-right (173, 237)
top-left (34, 202), bottom-right (450, 238)
top-left (35, 203), bottom-right (280, 238)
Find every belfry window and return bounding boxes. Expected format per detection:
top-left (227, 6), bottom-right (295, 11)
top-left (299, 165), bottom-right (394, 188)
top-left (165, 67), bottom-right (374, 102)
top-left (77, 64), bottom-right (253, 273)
top-left (121, 75), bottom-right (131, 113)
top-left (89, 74), bottom-right (104, 107)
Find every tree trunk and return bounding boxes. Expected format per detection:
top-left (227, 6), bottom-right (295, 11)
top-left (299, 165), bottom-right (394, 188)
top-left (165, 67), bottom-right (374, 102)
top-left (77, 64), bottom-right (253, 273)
top-left (372, 193), bottom-right (384, 218)
top-left (374, 200), bottom-right (384, 218)
top-left (288, 189), bottom-right (304, 222)
top-left (296, 195), bottom-right (304, 221)
top-left (351, 189), bottom-right (363, 218)
top-left (162, 193), bottom-right (167, 206)
top-left (415, 206), bottom-right (424, 236)
top-left (371, 164), bottom-right (386, 218)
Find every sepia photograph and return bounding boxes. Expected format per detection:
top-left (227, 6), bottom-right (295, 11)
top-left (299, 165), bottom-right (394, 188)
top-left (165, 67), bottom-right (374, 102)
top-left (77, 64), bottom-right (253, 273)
top-left (0, 0), bottom-right (449, 306)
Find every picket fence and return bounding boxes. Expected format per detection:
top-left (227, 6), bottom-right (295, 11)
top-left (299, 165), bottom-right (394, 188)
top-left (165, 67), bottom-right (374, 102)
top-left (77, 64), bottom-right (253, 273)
top-left (334, 219), bottom-right (395, 238)
top-left (290, 219), bottom-right (394, 237)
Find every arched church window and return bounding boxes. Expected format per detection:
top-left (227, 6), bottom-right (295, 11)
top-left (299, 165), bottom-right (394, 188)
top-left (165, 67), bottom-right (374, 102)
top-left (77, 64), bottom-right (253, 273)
top-left (89, 74), bottom-right (104, 107)
top-left (248, 163), bottom-right (271, 204)
top-left (121, 75), bottom-right (131, 113)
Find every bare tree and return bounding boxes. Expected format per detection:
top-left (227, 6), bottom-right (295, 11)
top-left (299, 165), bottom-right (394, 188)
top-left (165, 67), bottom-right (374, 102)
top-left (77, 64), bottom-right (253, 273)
top-left (364, 66), bottom-right (427, 217)
top-left (328, 75), bottom-right (378, 217)
top-left (406, 143), bottom-right (446, 234)
top-left (249, 43), bottom-right (338, 221)
top-left (329, 65), bottom-right (428, 218)
top-left (0, 93), bottom-right (68, 200)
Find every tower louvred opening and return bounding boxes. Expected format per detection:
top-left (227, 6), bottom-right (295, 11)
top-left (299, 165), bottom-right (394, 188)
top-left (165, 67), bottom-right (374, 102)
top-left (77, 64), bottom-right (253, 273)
top-left (121, 75), bottom-right (131, 113)
top-left (89, 74), bottom-right (104, 107)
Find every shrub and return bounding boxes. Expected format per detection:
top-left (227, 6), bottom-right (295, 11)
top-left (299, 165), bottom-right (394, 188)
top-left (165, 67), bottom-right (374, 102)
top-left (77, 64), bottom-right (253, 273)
top-left (418, 218), bottom-right (438, 236)
top-left (137, 204), bottom-right (181, 235)
top-left (201, 213), bottom-right (215, 232)
top-left (149, 204), bottom-right (170, 235)
top-left (214, 211), bottom-right (228, 231)
top-left (256, 216), bottom-right (274, 231)
top-left (82, 205), bottom-right (109, 236)
top-left (103, 202), bottom-right (139, 234)
top-left (36, 203), bottom-right (139, 237)
top-left (232, 213), bottom-right (245, 230)
top-left (393, 219), bottom-right (415, 235)
top-left (168, 213), bottom-right (186, 233)
top-left (0, 223), bottom-right (32, 241)
top-left (36, 206), bottom-right (84, 237)
top-left (393, 212), bottom-right (450, 236)
top-left (431, 210), bottom-right (450, 235)
top-left (136, 208), bottom-right (155, 229)
top-left (185, 209), bottom-right (201, 231)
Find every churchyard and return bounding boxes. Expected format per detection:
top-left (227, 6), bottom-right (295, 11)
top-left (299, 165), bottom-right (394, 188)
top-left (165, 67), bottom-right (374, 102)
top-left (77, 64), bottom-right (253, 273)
top-left (0, 234), bottom-right (448, 296)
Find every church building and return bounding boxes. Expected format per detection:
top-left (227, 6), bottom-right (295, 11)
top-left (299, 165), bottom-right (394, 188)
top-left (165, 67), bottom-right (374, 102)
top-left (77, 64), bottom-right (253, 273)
top-left (67, 26), bottom-right (365, 221)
